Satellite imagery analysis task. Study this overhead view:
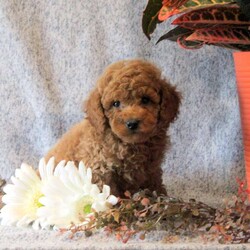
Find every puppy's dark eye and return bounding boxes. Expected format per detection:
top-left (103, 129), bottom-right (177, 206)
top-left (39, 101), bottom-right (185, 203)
top-left (113, 101), bottom-right (120, 108)
top-left (141, 96), bottom-right (151, 105)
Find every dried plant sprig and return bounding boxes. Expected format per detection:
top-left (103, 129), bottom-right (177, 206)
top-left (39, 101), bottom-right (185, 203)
top-left (1, 162), bottom-right (249, 245)
top-left (211, 180), bottom-right (250, 244)
top-left (67, 184), bottom-right (249, 244)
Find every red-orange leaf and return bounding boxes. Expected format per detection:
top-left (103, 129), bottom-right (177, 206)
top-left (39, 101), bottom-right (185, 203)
top-left (162, 0), bottom-right (188, 7)
top-left (173, 5), bottom-right (250, 29)
top-left (141, 198), bottom-right (150, 206)
top-left (158, 0), bottom-right (235, 21)
top-left (158, 5), bottom-right (179, 21)
top-left (124, 190), bottom-right (131, 198)
top-left (186, 27), bottom-right (250, 44)
top-left (160, 0), bottom-right (188, 21)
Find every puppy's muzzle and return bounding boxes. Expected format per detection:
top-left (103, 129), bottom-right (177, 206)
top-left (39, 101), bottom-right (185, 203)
top-left (126, 120), bottom-right (140, 131)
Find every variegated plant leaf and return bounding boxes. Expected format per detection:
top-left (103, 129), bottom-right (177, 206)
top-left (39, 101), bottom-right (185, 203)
top-left (215, 43), bottom-right (250, 51)
top-left (158, 26), bottom-right (250, 50)
top-left (156, 26), bottom-right (204, 49)
top-left (142, 0), bottom-right (163, 39)
top-left (156, 26), bottom-right (193, 43)
top-left (186, 27), bottom-right (250, 44)
top-left (158, 0), bottom-right (235, 21)
top-left (177, 34), bottom-right (205, 49)
top-left (162, 0), bottom-right (189, 7)
top-left (173, 5), bottom-right (250, 29)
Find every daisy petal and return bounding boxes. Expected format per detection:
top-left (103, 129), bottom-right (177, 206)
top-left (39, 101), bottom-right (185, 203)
top-left (54, 160), bottom-right (66, 177)
top-left (107, 195), bottom-right (118, 205)
top-left (38, 158), bottom-right (46, 180)
top-left (102, 185), bottom-right (110, 199)
top-left (1, 158), bottom-right (118, 229)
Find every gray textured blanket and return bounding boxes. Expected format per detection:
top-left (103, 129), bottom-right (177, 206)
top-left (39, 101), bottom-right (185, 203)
top-left (0, 0), bottom-right (247, 249)
top-left (0, 225), bottom-right (249, 250)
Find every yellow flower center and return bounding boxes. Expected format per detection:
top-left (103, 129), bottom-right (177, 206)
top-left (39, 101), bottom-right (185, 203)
top-left (77, 195), bottom-right (94, 218)
top-left (25, 185), bottom-right (43, 215)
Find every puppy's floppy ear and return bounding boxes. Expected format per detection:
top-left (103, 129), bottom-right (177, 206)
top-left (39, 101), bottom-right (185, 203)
top-left (84, 88), bottom-right (107, 133)
top-left (158, 80), bottom-right (181, 128)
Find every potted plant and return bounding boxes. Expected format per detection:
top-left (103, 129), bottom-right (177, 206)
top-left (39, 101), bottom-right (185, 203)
top-left (142, 0), bottom-right (250, 199)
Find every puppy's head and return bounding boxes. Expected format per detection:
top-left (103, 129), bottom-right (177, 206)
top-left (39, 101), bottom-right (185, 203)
top-left (85, 60), bottom-right (181, 143)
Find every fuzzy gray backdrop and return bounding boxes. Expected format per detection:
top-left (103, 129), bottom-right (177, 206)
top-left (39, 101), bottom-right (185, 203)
top-left (0, 0), bottom-right (247, 249)
top-left (0, 0), bottom-right (245, 204)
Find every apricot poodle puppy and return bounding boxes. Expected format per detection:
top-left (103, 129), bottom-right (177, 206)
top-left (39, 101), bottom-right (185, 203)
top-left (46, 59), bottom-right (181, 196)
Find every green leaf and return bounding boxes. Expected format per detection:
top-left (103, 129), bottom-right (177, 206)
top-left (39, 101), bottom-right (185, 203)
top-left (186, 27), bottom-right (250, 44)
top-left (172, 5), bottom-right (250, 29)
top-left (158, 0), bottom-right (235, 21)
top-left (142, 0), bottom-right (163, 39)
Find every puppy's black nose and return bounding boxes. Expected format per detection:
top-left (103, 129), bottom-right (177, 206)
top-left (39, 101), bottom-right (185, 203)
top-left (126, 120), bottom-right (140, 130)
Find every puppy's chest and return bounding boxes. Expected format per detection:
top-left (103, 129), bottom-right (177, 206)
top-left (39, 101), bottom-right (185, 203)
top-left (103, 143), bottom-right (151, 170)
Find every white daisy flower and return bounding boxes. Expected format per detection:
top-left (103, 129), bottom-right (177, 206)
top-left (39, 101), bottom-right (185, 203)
top-left (0, 157), bottom-right (57, 229)
top-left (38, 162), bottom-right (118, 228)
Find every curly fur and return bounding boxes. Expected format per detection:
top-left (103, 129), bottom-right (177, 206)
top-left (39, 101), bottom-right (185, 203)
top-left (46, 59), bottom-right (181, 196)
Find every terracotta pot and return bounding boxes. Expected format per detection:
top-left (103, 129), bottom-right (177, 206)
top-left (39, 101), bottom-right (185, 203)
top-left (233, 51), bottom-right (250, 200)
